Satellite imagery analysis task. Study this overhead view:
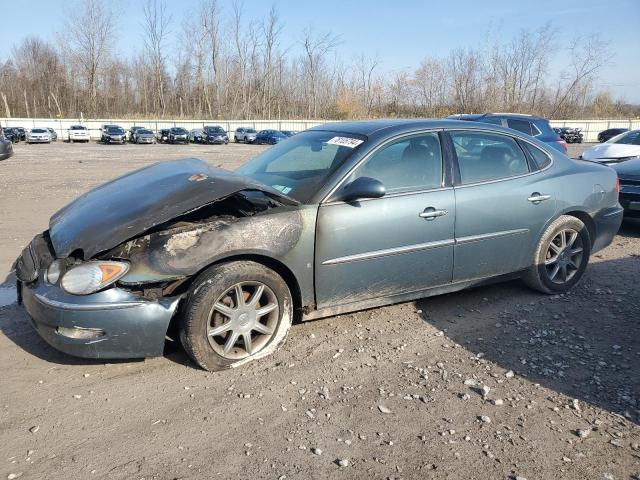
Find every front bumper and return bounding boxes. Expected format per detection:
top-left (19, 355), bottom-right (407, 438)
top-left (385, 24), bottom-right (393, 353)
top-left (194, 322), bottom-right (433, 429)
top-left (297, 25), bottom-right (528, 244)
top-left (20, 276), bottom-right (181, 359)
top-left (592, 205), bottom-right (624, 253)
top-left (206, 136), bottom-right (228, 144)
top-left (138, 137), bottom-right (154, 144)
top-left (28, 138), bottom-right (50, 143)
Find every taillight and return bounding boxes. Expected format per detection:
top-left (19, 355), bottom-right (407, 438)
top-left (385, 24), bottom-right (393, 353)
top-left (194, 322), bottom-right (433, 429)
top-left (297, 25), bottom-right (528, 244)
top-left (616, 176), bottom-right (620, 194)
top-left (557, 140), bottom-right (568, 154)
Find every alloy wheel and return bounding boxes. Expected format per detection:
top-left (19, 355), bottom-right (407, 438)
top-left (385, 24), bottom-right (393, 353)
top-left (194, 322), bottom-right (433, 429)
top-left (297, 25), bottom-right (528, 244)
top-left (206, 282), bottom-right (279, 360)
top-left (544, 228), bottom-right (584, 284)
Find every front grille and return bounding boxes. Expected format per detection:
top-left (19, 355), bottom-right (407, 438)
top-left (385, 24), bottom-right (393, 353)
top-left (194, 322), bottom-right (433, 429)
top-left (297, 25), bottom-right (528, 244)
top-left (620, 178), bottom-right (640, 187)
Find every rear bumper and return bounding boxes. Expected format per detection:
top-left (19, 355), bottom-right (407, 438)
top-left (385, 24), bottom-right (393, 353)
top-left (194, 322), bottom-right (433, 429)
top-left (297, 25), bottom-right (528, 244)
top-left (20, 277), bottom-right (181, 359)
top-left (592, 205), bottom-right (624, 253)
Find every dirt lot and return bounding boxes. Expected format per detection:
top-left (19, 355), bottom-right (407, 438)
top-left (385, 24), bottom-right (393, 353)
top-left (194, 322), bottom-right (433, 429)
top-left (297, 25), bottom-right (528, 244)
top-left (0, 141), bottom-right (638, 480)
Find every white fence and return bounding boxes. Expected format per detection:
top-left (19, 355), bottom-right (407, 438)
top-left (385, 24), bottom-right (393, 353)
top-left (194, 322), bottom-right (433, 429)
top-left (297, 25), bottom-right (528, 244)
top-left (0, 118), bottom-right (337, 141)
top-left (1, 117), bottom-right (639, 142)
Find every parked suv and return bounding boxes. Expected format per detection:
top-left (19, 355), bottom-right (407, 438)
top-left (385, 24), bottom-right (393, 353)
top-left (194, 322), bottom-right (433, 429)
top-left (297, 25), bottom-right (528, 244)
top-left (448, 113), bottom-right (567, 154)
top-left (168, 127), bottom-right (189, 144)
top-left (101, 125), bottom-right (126, 144)
top-left (234, 127), bottom-right (257, 143)
top-left (67, 125), bottom-right (90, 143)
top-left (203, 126), bottom-right (229, 144)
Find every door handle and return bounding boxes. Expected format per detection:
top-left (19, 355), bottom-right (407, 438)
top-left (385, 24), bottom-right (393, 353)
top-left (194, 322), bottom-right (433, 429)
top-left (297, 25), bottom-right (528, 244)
top-left (527, 193), bottom-right (551, 204)
top-left (419, 207), bottom-right (448, 220)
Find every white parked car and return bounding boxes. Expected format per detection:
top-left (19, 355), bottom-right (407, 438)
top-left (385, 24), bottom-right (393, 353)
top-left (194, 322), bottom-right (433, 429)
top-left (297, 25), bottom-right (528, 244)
top-left (67, 125), bottom-right (91, 143)
top-left (26, 128), bottom-right (51, 144)
top-left (581, 129), bottom-right (640, 165)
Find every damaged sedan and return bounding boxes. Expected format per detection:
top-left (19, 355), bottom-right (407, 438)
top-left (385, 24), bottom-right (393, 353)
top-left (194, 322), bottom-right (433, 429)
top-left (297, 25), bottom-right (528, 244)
top-left (15, 120), bottom-right (623, 371)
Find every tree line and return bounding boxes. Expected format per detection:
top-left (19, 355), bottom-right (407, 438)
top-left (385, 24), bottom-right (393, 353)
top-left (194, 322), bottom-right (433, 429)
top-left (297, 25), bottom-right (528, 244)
top-left (0, 0), bottom-right (636, 121)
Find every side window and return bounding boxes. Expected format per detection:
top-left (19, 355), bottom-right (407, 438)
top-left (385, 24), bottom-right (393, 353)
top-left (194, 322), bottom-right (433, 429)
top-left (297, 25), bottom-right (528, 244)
top-left (507, 119), bottom-right (533, 136)
top-left (522, 142), bottom-right (551, 169)
top-left (480, 117), bottom-right (503, 126)
top-left (348, 133), bottom-right (442, 193)
top-left (450, 131), bottom-right (530, 184)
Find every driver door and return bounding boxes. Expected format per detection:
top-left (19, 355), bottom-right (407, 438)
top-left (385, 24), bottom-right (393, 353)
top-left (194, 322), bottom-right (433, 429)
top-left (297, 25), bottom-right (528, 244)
top-left (315, 132), bottom-right (456, 308)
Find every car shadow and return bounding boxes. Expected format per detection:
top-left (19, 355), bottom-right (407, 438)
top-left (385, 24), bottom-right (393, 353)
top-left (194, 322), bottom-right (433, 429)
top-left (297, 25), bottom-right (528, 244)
top-left (416, 251), bottom-right (639, 424)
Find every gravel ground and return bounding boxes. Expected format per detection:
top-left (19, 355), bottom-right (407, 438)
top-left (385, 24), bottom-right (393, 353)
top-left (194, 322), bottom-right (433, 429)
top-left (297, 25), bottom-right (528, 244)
top-left (0, 141), bottom-right (638, 480)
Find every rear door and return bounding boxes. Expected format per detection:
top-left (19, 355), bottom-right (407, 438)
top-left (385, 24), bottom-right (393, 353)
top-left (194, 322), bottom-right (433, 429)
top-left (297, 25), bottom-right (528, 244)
top-left (447, 129), bottom-right (556, 281)
top-left (315, 131), bottom-right (456, 308)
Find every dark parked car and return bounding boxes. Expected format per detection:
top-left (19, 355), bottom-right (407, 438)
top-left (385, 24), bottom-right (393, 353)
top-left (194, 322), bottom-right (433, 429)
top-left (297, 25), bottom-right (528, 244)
top-left (448, 113), bottom-right (568, 154)
top-left (255, 129), bottom-right (287, 145)
top-left (0, 128), bottom-right (14, 160)
top-left (3, 127), bottom-right (20, 143)
top-left (16, 127), bottom-right (26, 141)
top-left (157, 129), bottom-right (171, 143)
top-left (127, 126), bottom-right (146, 143)
top-left (14, 119), bottom-right (622, 371)
top-left (101, 126), bottom-right (126, 144)
top-left (613, 159), bottom-right (640, 218)
top-left (168, 127), bottom-right (189, 144)
top-left (203, 126), bottom-right (229, 145)
top-left (598, 128), bottom-right (630, 143)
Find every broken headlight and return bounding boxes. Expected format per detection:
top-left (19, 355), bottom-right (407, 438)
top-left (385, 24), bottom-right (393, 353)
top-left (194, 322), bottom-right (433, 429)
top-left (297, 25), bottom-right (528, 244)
top-left (61, 261), bottom-right (129, 295)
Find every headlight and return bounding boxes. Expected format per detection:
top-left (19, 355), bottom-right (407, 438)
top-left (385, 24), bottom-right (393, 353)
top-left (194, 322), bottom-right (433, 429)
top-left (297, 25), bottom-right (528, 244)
top-left (61, 261), bottom-right (129, 295)
top-left (46, 259), bottom-right (64, 284)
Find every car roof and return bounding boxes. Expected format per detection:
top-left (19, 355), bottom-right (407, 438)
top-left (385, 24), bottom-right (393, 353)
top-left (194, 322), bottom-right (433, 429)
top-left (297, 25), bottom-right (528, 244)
top-left (309, 118), bottom-right (503, 136)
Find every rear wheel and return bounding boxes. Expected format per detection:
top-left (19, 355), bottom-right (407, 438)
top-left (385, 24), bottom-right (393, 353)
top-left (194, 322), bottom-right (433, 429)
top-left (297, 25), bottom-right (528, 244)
top-left (180, 261), bottom-right (293, 371)
top-left (522, 215), bottom-right (591, 294)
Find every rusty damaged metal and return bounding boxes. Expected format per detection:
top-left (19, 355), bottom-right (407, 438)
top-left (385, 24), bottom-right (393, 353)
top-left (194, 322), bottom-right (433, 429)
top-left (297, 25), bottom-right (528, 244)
top-left (107, 207), bottom-right (304, 285)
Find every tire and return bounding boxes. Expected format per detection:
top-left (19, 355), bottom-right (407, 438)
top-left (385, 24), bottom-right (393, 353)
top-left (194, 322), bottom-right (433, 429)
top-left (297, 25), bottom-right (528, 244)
top-left (522, 215), bottom-right (591, 294)
top-left (180, 261), bottom-right (293, 371)
top-left (234, 137), bottom-right (239, 143)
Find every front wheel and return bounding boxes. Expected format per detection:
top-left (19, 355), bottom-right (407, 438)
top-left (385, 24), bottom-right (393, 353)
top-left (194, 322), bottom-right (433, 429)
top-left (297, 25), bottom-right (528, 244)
top-left (522, 215), bottom-right (591, 294)
top-left (180, 261), bottom-right (293, 371)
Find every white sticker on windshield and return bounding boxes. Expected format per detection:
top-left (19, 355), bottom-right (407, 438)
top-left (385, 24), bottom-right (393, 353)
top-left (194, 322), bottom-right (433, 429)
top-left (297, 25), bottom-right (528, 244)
top-left (327, 136), bottom-right (364, 148)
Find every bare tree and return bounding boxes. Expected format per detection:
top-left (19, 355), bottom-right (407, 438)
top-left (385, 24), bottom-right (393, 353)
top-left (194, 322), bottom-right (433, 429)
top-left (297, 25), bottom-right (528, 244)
top-left (64, 0), bottom-right (115, 116)
top-left (142, 0), bottom-right (172, 116)
top-left (301, 28), bottom-right (340, 118)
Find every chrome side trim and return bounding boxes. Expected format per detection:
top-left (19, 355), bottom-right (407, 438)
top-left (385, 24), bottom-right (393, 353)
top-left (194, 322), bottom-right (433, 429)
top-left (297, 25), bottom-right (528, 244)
top-left (322, 238), bottom-right (455, 265)
top-left (456, 228), bottom-right (529, 245)
top-left (34, 293), bottom-right (145, 311)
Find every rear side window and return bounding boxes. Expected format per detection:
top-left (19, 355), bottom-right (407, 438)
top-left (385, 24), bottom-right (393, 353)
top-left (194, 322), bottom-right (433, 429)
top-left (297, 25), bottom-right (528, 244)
top-left (522, 142), bottom-right (551, 169)
top-left (450, 131), bottom-right (529, 184)
top-left (506, 119), bottom-right (533, 136)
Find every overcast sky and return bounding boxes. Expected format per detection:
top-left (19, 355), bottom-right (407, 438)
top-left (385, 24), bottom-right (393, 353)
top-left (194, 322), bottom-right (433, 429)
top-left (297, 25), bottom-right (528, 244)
top-left (1, 0), bottom-right (638, 102)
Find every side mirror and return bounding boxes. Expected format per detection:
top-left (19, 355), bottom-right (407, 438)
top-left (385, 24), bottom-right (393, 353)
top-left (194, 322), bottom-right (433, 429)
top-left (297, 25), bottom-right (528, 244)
top-left (337, 177), bottom-right (385, 202)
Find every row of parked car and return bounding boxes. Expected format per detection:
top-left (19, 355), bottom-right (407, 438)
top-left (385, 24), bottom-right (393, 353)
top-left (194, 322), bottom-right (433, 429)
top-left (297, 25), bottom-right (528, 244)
top-left (0, 124), bottom-right (300, 146)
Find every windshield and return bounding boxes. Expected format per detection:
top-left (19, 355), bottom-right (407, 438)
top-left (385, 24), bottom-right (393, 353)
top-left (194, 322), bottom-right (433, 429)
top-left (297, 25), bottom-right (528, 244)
top-left (247, 129), bottom-right (256, 133)
top-left (236, 130), bottom-right (365, 203)
top-left (171, 128), bottom-right (187, 134)
top-left (609, 130), bottom-right (640, 145)
top-left (107, 127), bottom-right (124, 134)
top-left (205, 127), bottom-right (224, 133)
top-left (70, 125), bottom-right (86, 130)
top-left (138, 129), bottom-right (152, 134)
top-left (31, 129), bottom-right (46, 133)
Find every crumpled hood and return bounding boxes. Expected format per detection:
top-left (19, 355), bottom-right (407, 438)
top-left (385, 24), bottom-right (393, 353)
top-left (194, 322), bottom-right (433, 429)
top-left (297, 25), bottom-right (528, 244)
top-left (582, 143), bottom-right (640, 161)
top-left (49, 158), bottom-right (298, 259)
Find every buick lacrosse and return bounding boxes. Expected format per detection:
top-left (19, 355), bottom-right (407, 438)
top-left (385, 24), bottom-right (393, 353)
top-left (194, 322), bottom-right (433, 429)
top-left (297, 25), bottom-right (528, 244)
top-left (15, 120), bottom-right (623, 370)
